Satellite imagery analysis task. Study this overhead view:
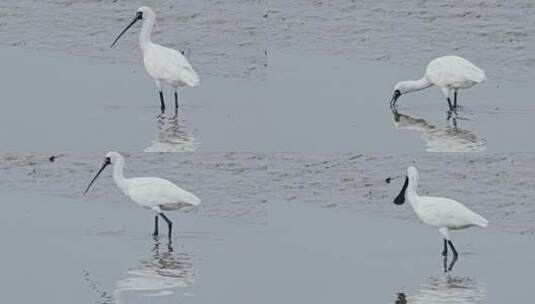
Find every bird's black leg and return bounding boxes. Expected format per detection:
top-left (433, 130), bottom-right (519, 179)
top-left (153, 215), bottom-right (159, 236)
top-left (442, 239), bottom-right (448, 257)
top-left (447, 240), bottom-right (458, 258)
top-left (159, 212), bottom-right (173, 237)
top-left (159, 91), bottom-right (165, 113)
top-left (454, 91), bottom-right (458, 108)
top-left (447, 240), bottom-right (459, 272)
top-left (447, 97), bottom-right (454, 111)
top-left (174, 91), bottom-right (179, 111)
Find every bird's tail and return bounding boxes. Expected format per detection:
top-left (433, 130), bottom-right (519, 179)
top-left (187, 192), bottom-right (201, 206)
top-left (469, 67), bottom-right (487, 83)
top-left (471, 212), bottom-right (488, 227)
top-left (184, 69), bottom-right (200, 87)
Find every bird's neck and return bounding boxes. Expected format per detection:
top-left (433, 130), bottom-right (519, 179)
top-left (112, 158), bottom-right (128, 193)
top-left (406, 181), bottom-right (420, 209)
top-left (404, 77), bottom-right (433, 93)
top-left (139, 16), bottom-right (155, 52)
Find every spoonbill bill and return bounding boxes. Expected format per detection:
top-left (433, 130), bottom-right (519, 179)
top-left (84, 152), bottom-right (201, 237)
top-left (390, 56), bottom-right (486, 111)
top-left (111, 7), bottom-right (200, 113)
top-left (394, 166), bottom-right (488, 271)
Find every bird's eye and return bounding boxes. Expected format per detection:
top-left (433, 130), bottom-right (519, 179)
top-left (137, 11), bottom-right (143, 19)
top-left (394, 89), bottom-right (401, 96)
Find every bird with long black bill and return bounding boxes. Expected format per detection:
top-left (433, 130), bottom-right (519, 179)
top-left (393, 166), bottom-right (488, 272)
top-left (111, 6), bottom-right (200, 114)
top-left (390, 55), bottom-right (485, 111)
top-left (84, 152), bottom-right (201, 237)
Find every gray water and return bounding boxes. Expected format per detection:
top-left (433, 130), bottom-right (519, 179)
top-left (1, 190), bottom-right (533, 304)
top-left (1, 46), bottom-right (535, 153)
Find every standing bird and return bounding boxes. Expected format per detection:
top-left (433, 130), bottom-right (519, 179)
top-left (393, 166), bottom-right (488, 271)
top-left (390, 56), bottom-right (486, 111)
top-left (84, 152), bottom-right (201, 237)
top-left (111, 7), bottom-right (200, 113)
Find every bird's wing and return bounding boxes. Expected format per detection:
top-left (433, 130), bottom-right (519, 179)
top-left (420, 196), bottom-right (487, 228)
top-left (426, 56), bottom-right (486, 86)
top-left (145, 45), bottom-right (200, 87)
top-left (127, 177), bottom-right (201, 207)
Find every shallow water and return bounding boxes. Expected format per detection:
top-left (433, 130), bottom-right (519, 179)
top-left (1, 46), bottom-right (535, 153)
top-left (0, 190), bottom-right (533, 303)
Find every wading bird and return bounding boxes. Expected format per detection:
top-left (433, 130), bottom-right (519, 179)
top-left (111, 6), bottom-right (200, 113)
top-left (84, 152), bottom-right (200, 237)
top-left (390, 56), bottom-right (486, 111)
top-left (394, 166), bottom-right (488, 272)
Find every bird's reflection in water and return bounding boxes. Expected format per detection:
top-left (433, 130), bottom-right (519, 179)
top-left (396, 275), bottom-right (486, 304)
top-left (391, 108), bottom-right (486, 152)
top-left (145, 110), bottom-right (199, 152)
top-left (113, 237), bottom-right (195, 302)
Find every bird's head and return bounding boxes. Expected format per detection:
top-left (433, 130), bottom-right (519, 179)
top-left (390, 81), bottom-right (410, 107)
top-left (393, 166), bottom-right (419, 205)
top-left (407, 166), bottom-right (419, 185)
top-left (136, 6), bottom-right (155, 19)
top-left (83, 152), bottom-right (123, 195)
top-left (110, 7), bottom-right (155, 47)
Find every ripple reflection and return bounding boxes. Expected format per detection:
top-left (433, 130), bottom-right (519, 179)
top-left (145, 112), bottom-right (199, 153)
top-left (113, 237), bottom-right (195, 302)
top-left (392, 109), bottom-right (486, 152)
top-left (397, 275), bottom-right (486, 304)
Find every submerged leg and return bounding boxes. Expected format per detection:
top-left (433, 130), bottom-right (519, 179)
top-left (448, 254), bottom-right (458, 272)
top-left (153, 215), bottom-right (159, 236)
top-left (159, 212), bottom-right (173, 237)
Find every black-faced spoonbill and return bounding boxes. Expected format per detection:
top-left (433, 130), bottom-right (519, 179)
top-left (394, 166), bottom-right (488, 272)
top-left (84, 152), bottom-right (201, 237)
top-left (390, 55), bottom-right (486, 111)
top-left (111, 7), bottom-right (200, 113)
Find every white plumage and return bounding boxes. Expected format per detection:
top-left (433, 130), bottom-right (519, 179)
top-left (394, 166), bottom-right (487, 271)
top-left (111, 6), bottom-right (199, 113)
top-left (390, 55), bottom-right (486, 110)
top-left (84, 152), bottom-right (200, 237)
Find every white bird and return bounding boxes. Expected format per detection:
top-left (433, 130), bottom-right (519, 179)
top-left (111, 6), bottom-right (200, 113)
top-left (390, 55), bottom-right (486, 111)
top-left (84, 152), bottom-right (201, 237)
top-left (394, 166), bottom-right (488, 271)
